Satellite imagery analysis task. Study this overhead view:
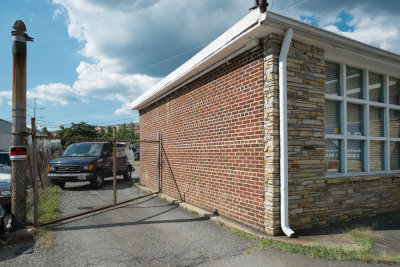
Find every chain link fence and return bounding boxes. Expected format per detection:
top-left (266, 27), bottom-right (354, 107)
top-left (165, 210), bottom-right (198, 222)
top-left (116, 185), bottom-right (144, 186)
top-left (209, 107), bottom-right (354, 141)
top-left (27, 135), bottom-right (160, 226)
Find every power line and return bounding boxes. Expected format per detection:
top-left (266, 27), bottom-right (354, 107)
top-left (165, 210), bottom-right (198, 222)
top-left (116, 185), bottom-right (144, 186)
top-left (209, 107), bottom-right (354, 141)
top-left (278, 0), bottom-right (311, 13)
top-left (307, 0), bottom-right (361, 25)
top-left (140, 43), bottom-right (208, 72)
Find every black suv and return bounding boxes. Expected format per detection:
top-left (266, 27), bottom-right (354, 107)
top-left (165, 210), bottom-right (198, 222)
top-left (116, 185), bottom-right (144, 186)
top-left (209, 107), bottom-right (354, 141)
top-left (48, 142), bottom-right (133, 189)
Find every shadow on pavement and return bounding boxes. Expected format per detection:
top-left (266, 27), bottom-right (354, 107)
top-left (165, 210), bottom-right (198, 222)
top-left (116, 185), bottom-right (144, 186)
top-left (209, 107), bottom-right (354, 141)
top-left (54, 204), bottom-right (214, 232)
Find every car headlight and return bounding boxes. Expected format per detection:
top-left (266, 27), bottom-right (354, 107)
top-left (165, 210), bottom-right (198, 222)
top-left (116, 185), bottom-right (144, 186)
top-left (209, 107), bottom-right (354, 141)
top-left (82, 165), bottom-right (94, 171)
top-left (0, 190), bottom-right (10, 197)
top-left (48, 165), bottom-right (56, 172)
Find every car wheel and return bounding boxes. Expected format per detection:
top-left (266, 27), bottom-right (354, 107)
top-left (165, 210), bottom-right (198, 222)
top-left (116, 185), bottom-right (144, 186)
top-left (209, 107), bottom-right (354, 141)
top-left (0, 208), bottom-right (4, 234)
top-left (90, 175), bottom-right (104, 189)
top-left (123, 171), bottom-right (131, 181)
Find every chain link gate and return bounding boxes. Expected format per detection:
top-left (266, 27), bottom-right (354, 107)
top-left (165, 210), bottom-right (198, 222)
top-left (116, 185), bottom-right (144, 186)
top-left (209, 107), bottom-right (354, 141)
top-left (29, 131), bottom-right (161, 226)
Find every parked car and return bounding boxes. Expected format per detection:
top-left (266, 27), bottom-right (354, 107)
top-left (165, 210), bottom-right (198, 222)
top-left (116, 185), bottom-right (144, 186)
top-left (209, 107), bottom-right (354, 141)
top-left (48, 142), bottom-right (133, 189)
top-left (0, 152), bottom-right (11, 167)
top-left (0, 205), bottom-right (5, 233)
top-left (134, 148), bottom-right (140, 161)
top-left (0, 163), bottom-right (11, 174)
top-left (0, 172), bottom-right (11, 215)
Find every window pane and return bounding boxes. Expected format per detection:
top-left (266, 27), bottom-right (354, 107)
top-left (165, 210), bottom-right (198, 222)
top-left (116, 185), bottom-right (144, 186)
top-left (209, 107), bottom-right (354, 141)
top-left (369, 72), bottom-right (384, 103)
top-left (370, 141), bottom-right (384, 171)
top-left (326, 139), bottom-right (341, 173)
top-left (346, 66), bottom-right (363, 99)
top-left (347, 140), bottom-right (364, 172)
top-left (325, 62), bottom-right (340, 95)
top-left (389, 77), bottom-right (400, 105)
top-left (389, 109), bottom-right (400, 138)
top-left (369, 106), bottom-right (384, 137)
top-left (347, 103), bottom-right (363, 135)
top-left (325, 100), bottom-right (340, 134)
top-left (390, 142), bottom-right (400, 170)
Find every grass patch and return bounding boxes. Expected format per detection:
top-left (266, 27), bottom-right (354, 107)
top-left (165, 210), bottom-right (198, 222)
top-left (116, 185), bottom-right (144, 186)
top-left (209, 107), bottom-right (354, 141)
top-left (349, 227), bottom-right (375, 252)
top-left (229, 228), bottom-right (399, 264)
top-left (27, 177), bottom-right (62, 224)
top-left (27, 177), bottom-right (62, 249)
top-left (134, 160), bottom-right (140, 168)
top-left (34, 226), bottom-right (56, 249)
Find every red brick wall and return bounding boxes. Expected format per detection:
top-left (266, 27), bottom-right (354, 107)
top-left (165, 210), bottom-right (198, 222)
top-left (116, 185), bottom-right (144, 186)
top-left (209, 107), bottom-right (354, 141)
top-left (139, 45), bottom-right (265, 230)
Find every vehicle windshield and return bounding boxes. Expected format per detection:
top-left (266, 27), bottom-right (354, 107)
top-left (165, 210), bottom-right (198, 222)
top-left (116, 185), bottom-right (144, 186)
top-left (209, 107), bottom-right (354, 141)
top-left (62, 143), bottom-right (103, 157)
top-left (0, 153), bottom-right (10, 166)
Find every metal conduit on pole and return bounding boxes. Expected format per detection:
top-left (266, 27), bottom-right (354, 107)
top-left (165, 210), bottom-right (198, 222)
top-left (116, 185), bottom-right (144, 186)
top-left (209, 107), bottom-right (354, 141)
top-left (279, 27), bottom-right (295, 238)
top-left (11, 20), bottom-right (33, 230)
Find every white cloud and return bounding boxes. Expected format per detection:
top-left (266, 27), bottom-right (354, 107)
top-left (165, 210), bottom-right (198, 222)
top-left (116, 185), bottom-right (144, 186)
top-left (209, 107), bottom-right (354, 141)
top-left (28, 61), bottom-right (159, 112)
top-left (27, 83), bottom-right (84, 106)
top-left (0, 91), bottom-right (12, 106)
top-left (36, 0), bottom-right (250, 115)
top-left (31, 0), bottom-right (398, 117)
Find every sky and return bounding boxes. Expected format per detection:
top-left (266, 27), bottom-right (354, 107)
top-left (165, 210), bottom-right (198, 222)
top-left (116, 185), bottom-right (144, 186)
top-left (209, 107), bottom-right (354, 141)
top-left (0, 0), bottom-right (399, 130)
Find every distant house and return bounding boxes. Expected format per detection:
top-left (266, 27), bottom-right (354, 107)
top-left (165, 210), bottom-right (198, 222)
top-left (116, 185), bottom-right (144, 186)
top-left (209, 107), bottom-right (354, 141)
top-left (132, 9), bottom-right (400, 236)
top-left (0, 119), bottom-right (12, 152)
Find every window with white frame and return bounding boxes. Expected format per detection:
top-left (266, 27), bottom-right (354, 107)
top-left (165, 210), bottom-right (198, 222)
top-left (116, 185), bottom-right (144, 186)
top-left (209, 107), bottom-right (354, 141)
top-left (324, 61), bottom-right (400, 175)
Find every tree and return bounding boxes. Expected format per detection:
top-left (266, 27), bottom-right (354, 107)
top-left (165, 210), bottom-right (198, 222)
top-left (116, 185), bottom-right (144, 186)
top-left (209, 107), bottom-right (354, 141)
top-left (100, 126), bottom-right (113, 139)
top-left (56, 122), bottom-right (99, 146)
top-left (41, 127), bottom-right (51, 136)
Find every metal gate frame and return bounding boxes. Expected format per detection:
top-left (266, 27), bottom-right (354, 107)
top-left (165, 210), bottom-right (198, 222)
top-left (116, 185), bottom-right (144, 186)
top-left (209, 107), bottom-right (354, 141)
top-left (30, 120), bottom-right (161, 227)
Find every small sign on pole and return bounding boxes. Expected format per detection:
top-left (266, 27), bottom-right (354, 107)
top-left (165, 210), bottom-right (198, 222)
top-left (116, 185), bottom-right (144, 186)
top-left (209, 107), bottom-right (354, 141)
top-left (9, 146), bottom-right (28, 160)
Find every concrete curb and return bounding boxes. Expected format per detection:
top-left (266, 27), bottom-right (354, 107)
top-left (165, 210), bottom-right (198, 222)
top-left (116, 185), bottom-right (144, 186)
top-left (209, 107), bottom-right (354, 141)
top-left (135, 184), bottom-right (360, 251)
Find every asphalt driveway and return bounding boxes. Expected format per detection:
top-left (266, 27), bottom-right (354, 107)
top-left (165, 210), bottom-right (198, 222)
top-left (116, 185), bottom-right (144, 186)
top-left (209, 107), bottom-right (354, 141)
top-left (0, 188), bottom-right (384, 267)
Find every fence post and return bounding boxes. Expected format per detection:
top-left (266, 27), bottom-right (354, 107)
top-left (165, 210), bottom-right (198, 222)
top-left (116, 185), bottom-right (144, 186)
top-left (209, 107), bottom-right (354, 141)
top-left (113, 127), bottom-right (117, 205)
top-left (31, 118), bottom-right (38, 226)
top-left (157, 132), bottom-right (161, 193)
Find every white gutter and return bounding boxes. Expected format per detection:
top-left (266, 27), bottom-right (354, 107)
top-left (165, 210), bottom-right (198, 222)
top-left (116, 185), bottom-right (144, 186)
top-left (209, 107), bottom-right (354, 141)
top-left (279, 27), bottom-right (295, 238)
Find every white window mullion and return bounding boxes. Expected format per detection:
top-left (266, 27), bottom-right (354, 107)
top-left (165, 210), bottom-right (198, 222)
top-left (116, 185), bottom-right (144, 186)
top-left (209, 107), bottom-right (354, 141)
top-left (384, 74), bottom-right (390, 171)
top-left (364, 69), bottom-right (370, 172)
top-left (341, 63), bottom-right (347, 173)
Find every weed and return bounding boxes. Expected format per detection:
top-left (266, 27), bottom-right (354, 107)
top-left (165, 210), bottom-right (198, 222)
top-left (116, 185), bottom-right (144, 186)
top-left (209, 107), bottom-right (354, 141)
top-left (229, 228), bottom-right (393, 264)
top-left (27, 177), bottom-right (62, 249)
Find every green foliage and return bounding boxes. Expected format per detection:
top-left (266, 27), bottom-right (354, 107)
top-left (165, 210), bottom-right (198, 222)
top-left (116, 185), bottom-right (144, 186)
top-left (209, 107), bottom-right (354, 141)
top-left (41, 127), bottom-right (51, 136)
top-left (56, 122), bottom-right (99, 145)
top-left (100, 123), bottom-right (139, 140)
top-left (27, 177), bottom-right (62, 224)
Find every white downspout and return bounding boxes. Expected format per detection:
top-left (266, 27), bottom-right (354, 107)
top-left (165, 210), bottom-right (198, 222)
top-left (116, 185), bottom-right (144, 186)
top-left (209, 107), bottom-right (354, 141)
top-left (279, 28), bottom-right (295, 238)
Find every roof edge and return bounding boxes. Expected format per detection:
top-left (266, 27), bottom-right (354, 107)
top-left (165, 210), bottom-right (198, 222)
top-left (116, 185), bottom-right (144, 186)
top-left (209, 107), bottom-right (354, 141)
top-left (131, 10), bottom-right (262, 110)
top-left (131, 10), bottom-right (400, 111)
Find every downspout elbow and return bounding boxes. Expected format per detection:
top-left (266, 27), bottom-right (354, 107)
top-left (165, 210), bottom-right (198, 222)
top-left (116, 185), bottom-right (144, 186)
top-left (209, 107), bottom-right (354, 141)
top-left (279, 28), bottom-right (295, 238)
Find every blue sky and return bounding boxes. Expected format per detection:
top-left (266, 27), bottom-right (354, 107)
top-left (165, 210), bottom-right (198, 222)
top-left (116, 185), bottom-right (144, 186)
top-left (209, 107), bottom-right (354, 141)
top-left (0, 0), bottom-right (399, 130)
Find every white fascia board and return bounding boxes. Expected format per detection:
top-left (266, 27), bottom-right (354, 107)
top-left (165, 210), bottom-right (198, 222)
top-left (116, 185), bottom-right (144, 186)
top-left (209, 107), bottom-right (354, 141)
top-left (131, 10), bottom-right (263, 110)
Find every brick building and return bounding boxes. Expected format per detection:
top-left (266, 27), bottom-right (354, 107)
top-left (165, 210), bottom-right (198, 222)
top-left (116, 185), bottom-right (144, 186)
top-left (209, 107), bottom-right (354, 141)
top-left (131, 10), bottom-right (400, 236)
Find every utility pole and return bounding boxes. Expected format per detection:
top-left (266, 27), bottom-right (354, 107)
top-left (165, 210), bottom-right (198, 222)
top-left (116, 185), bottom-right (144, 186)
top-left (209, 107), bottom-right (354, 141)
top-left (11, 20), bottom-right (33, 230)
top-left (32, 98), bottom-right (45, 118)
